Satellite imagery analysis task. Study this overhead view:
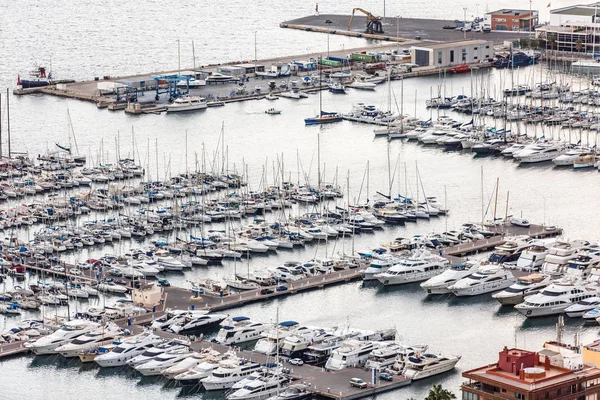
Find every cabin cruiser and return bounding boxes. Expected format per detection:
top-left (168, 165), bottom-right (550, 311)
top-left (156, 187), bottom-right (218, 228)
top-left (263, 383), bottom-right (311, 400)
top-left (95, 331), bottom-right (163, 367)
top-left (254, 321), bottom-right (301, 355)
top-left (364, 342), bottom-right (427, 370)
top-left (207, 72), bottom-right (234, 82)
top-left (227, 373), bottom-right (290, 400)
top-left (515, 280), bottom-right (598, 317)
top-left (127, 339), bottom-right (190, 367)
top-left (162, 349), bottom-right (221, 379)
top-left (374, 251), bottom-right (449, 285)
top-left (324, 339), bottom-right (375, 370)
top-left (202, 359), bottom-right (263, 390)
top-left (56, 322), bottom-right (122, 357)
top-left (270, 261), bottom-right (310, 282)
top-left (151, 309), bottom-right (198, 331)
top-left (396, 352), bottom-right (461, 380)
top-left (513, 142), bottom-right (565, 163)
top-left (564, 296), bottom-right (600, 318)
top-left (491, 274), bottom-right (552, 305)
top-left (170, 313), bottom-right (228, 335)
top-left (360, 255), bottom-right (402, 281)
top-left (135, 348), bottom-right (192, 376)
top-left (25, 319), bottom-right (99, 355)
top-left (280, 327), bottom-right (333, 358)
top-left (448, 264), bottom-right (516, 296)
top-left (420, 260), bottom-right (480, 294)
top-left (488, 235), bottom-right (531, 264)
top-left (213, 317), bottom-right (268, 345)
top-left (166, 95), bottom-right (208, 113)
top-left (472, 138), bottom-right (507, 155)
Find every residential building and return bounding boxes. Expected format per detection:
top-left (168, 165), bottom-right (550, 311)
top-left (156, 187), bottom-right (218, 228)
top-left (484, 9), bottom-right (539, 32)
top-left (410, 40), bottom-right (493, 68)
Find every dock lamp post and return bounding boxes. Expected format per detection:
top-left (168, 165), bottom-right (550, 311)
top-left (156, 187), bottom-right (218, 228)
top-left (463, 7), bottom-right (467, 40)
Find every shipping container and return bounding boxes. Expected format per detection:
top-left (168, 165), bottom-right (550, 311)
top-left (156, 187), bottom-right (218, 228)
top-left (351, 53), bottom-right (377, 62)
top-left (319, 59), bottom-right (343, 67)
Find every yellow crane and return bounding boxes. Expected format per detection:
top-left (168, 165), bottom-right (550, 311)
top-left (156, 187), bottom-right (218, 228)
top-left (348, 8), bottom-right (384, 34)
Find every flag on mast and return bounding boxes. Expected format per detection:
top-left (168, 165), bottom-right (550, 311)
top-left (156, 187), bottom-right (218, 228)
top-left (315, 3), bottom-right (319, 15)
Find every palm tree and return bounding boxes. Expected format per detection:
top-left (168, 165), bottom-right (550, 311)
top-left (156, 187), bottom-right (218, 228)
top-left (547, 33), bottom-right (556, 50)
top-left (576, 39), bottom-right (583, 52)
top-left (425, 384), bottom-right (456, 400)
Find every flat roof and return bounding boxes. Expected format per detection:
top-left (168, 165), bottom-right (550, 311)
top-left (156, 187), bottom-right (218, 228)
top-left (413, 40), bottom-right (492, 50)
top-left (552, 3), bottom-right (600, 16)
top-left (233, 63), bottom-right (264, 68)
top-left (489, 9), bottom-right (536, 16)
top-left (464, 363), bottom-right (600, 392)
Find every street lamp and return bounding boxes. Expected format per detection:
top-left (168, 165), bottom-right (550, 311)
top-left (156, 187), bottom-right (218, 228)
top-left (463, 8), bottom-right (467, 40)
top-left (325, 20), bottom-right (332, 58)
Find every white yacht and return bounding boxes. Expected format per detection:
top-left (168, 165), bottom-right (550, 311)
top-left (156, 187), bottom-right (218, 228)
top-left (397, 352), bottom-right (461, 380)
top-left (505, 240), bottom-right (553, 271)
top-left (227, 374), bottom-right (289, 400)
top-left (270, 261), bottom-right (308, 282)
top-left (448, 264), bottom-right (517, 297)
top-left (364, 342), bottom-right (426, 370)
top-left (254, 321), bottom-right (301, 355)
top-left (214, 317), bottom-right (268, 345)
top-left (135, 348), bottom-right (192, 376)
top-left (374, 251), bottom-right (449, 286)
top-left (514, 142), bottom-right (565, 163)
top-left (95, 331), bottom-right (163, 367)
top-left (280, 327), bottom-right (333, 358)
top-left (127, 339), bottom-right (190, 367)
top-left (174, 352), bottom-right (231, 386)
top-left (324, 339), bottom-right (375, 370)
top-left (359, 255), bottom-right (399, 281)
top-left (170, 313), bottom-right (228, 335)
top-left (564, 296), bottom-right (600, 318)
top-left (515, 280), bottom-right (598, 318)
top-left (202, 359), bottom-right (263, 390)
top-left (166, 95), bottom-right (208, 113)
top-left (583, 307), bottom-right (600, 322)
top-left (491, 274), bottom-right (552, 305)
top-left (162, 349), bottom-right (221, 379)
top-left (420, 261), bottom-right (480, 294)
top-left (542, 240), bottom-right (589, 275)
top-left (24, 319), bottom-right (99, 355)
top-left (154, 253), bottom-right (185, 270)
top-left (55, 322), bottom-right (122, 357)
top-left (553, 147), bottom-right (593, 166)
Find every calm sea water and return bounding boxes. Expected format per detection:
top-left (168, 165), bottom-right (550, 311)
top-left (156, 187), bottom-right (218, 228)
top-left (1, 1), bottom-right (599, 399)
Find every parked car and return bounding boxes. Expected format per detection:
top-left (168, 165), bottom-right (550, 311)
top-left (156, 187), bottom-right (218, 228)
top-left (379, 373), bottom-right (393, 382)
top-left (349, 378), bottom-right (368, 389)
top-left (157, 278), bottom-right (170, 287)
top-left (288, 358), bottom-right (304, 366)
top-left (260, 288), bottom-right (274, 295)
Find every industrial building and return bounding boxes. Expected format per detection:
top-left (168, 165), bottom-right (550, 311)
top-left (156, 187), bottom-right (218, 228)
top-left (483, 9), bottom-right (539, 31)
top-left (410, 40), bottom-right (493, 68)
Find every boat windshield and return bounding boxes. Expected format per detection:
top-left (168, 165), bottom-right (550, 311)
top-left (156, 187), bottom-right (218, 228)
top-left (541, 290), bottom-right (564, 297)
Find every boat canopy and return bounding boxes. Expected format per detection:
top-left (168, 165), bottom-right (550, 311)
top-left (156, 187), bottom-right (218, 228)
top-left (279, 321), bottom-right (298, 327)
top-left (232, 316), bottom-right (250, 322)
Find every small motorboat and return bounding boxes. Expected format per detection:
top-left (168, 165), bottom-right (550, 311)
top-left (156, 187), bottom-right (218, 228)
top-left (207, 100), bottom-right (225, 107)
top-left (265, 108), bottom-right (282, 115)
top-left (449, 63), bottom-right (471, 73)
top-left (265, 94), bottom-right (278, 100)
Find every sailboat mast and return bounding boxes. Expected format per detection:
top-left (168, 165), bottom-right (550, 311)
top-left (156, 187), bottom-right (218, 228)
top-left (0, 92), bottom-right (2, 159)
top-left (6, 89), bottom-right (10, 159)
top-left (493, 177), bottom-right (499, 222)
top-left (317, 133), bottom-right (321, 188)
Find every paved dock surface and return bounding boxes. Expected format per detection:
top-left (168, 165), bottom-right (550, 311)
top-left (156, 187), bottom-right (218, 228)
top-left (282, 14), bottom-right (528, 43)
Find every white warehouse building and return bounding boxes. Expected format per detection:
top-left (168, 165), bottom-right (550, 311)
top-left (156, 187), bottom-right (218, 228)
top-left (410, 40), bottom-right (494, 68)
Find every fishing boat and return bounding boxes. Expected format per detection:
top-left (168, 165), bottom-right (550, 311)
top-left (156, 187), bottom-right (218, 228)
top-left (328, 82), bottom-right (347, 94)
top-left (493, 51), bottom-right (540, 69)
top-left (265, 108), bottom-right (282, 115)
top-left (19, 66), bottom-right (52, 88)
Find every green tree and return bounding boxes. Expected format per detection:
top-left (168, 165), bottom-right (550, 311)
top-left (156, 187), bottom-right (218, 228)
top-left (520, 37), bottom-right (531, 49)
top-left (576, 39), bottom-right (583, 52)
top-left (425, 384), bottom-right (456, 400)
top-left (530, 38), bottom-right (540, 49)
top-left (547, 33), bottom-right (556, 50)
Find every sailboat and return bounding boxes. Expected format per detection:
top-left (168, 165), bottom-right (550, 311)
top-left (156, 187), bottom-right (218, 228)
top-left (304, 58), bottom-right (342, 125)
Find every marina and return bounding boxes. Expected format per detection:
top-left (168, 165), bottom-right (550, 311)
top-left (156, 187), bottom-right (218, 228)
top-left (6, 1), bottom-right (600, 399)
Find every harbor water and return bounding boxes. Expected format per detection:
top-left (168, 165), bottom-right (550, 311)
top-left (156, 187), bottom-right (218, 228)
top-left (1, 0), bottom-right (600, 399)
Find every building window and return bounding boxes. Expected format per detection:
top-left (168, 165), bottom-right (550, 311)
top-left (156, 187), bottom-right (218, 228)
top-left (438, 51), bottom-right (442, 64)
top-left (558, 388), bottom-right (562, 395)
top-left (486, 45), bottom-right (490, 48)
top-left (450, 50), bottom-right (455, 63)
top-left (474, 56), bottom-right (478, 60)
top-left (474, 47), bottom-right (478, 50)
top-left (545, 393), bottom-right (549, 399)
top-left (461, 48), bottom-right (467, 61)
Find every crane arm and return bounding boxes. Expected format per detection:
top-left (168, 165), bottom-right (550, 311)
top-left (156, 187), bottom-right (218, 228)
top-left (348, 8), bottom-right (379, 30)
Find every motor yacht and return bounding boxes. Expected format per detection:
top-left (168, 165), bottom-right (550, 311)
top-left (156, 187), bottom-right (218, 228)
top-left (263, 383), bottom-right (311, 400)
top-left (552, 147), bottom-right (593, 166)
top-left (359, 255), bottom-right (401, 281)
top-left (396, 352), bottom-right (461, 380)
top-left (514, 142), bottom-right (565, 163)
top-left (95, 331), bottom-right (163, 367)
top-left (564, 296), bottom-right (600, 318)
top-left (127, 339), bottom-right (190, 367)
top-left (24, 319), bottom-right (99, 355)
top-left (166, 95), bottom-right (208, 113)
top-left (134, 348), bottom-right (192, 376)
top-left (151, 309), bottom-right (195, 331)
top-left (374, 250), bottom-right (449, 286)
top-left (202, 359), bottom-right (263, 390)
top-left (364, 342), bottom-right (425, 370)
top-left (227, 374), bottom-right (290, 400)
top-left (174, 352), bottom-right (232, 385)
top-left (270, 261), bottom-right (309, 282)
top-left (504, 240), bottom-right (553, 271)
top-left (280, 327), bottom-right (332, 358)
top-left (542, 240), bottom-right (590, 275)
top-left (472, 138), bottom-right (507, 155)
top-left (56, 322), bottom-right (122, 357)
top-left (213, 316), bottom-right (268, 345)
top-left (324, 339), bottom-right (375, 370)
top-left (515, 280), bottom-right (598, 317)
top-left (254, 321), bottom-right (301, 355)
top-left (491, 274), bottom-right (552, 305)
top-left (488, 235), bottom-right (531, 264)
top-left (582, 307), bottom-right (600, 322)
top-left (162, 349), bottom-right (221, 379)
top-left (170, 313), bottom-right (228, 335)
top-left (420, 260), bottom-right (480, 294)
top-left (448, 264), bottom-right (516, 296)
